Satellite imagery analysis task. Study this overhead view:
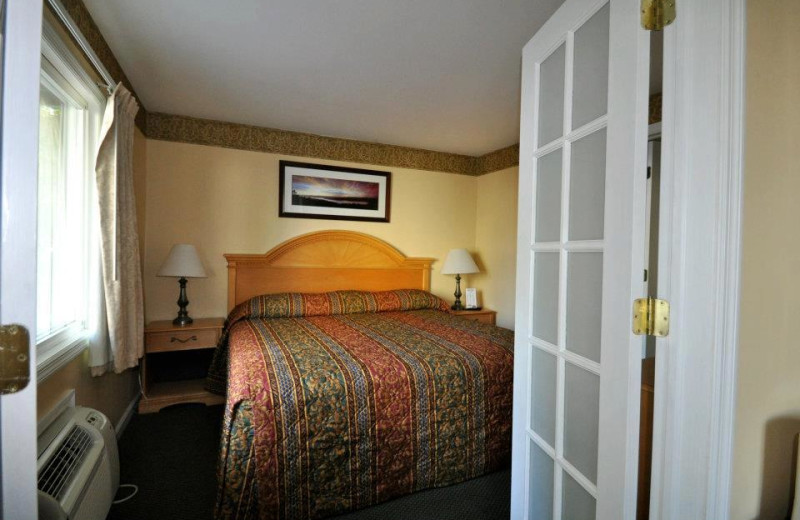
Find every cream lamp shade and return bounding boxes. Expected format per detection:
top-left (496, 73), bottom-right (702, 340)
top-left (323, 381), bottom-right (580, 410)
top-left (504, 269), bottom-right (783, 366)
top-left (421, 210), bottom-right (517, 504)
top-left (157, 244), bottom-right (207, 278)
top-left (441, 249), bottom-right (480, 275)
top-left (441, 249), bottom-right (479, 310)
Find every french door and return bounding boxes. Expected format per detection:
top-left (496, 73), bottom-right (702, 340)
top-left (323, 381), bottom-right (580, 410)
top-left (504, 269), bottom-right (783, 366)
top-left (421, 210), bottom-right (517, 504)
top-left (510, 0), bottom-right (650, 518)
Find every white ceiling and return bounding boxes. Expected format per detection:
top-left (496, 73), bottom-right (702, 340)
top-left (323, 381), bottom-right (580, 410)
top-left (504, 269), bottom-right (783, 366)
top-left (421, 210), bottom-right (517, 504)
top-left (82, 0), bottom-right (564, 156)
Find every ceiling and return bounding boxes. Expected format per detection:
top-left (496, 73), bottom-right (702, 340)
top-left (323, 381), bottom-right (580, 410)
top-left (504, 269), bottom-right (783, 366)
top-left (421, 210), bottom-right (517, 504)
top-left (82, 0), bottom-right (564, 156)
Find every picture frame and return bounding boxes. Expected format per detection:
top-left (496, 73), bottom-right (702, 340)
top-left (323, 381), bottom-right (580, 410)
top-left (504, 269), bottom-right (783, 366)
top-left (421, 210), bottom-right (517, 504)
top-left (279, 160), bottom-right (391, 223)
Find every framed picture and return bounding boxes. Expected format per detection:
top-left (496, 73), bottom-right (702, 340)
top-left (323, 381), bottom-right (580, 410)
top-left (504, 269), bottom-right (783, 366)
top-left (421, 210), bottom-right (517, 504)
top-left (279, 160), bottom-right (391, 223)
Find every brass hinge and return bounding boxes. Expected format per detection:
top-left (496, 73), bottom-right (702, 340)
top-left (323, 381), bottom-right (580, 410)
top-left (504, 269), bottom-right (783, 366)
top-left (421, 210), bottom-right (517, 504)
top-left (641, 0), bottom-right (676, 31)
top-left (632, 298), bottom-right (670, 337)
top-left (0, 324), bottom-right (30, 395)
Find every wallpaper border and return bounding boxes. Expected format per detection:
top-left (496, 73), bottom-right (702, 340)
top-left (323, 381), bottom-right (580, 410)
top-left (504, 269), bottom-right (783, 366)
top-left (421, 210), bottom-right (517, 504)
top-left (649, 93), bottom-right (663, 125)
top-left (146, 112), bottom-right (521, 176)
top-left (475, 144), bottom-right (520, 175)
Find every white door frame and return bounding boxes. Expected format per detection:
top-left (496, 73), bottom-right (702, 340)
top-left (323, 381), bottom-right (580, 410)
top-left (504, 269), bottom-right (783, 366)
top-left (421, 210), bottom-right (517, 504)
top-left (649, 0), bottom-right (746, 518)
top-left (0, 0), bottom-right (43, 518)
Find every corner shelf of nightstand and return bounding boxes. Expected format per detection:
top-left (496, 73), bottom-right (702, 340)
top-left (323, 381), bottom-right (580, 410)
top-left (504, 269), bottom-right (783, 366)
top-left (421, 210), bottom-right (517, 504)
top-left (139, 317), bottom-right (225, 414)
top-left (451, 308), bottom-right (497, 325)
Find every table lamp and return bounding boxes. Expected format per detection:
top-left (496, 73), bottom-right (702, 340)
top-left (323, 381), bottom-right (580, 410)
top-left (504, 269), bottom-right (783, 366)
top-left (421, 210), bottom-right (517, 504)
top-left (157, 244), bottom-right (207, 326)
top-left (441, 248), bottom-right (480, 311)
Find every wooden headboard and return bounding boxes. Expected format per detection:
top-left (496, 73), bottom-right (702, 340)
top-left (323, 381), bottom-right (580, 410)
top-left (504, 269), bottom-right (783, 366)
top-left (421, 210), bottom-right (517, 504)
top-left (225, 231), bottom-right (435, 311)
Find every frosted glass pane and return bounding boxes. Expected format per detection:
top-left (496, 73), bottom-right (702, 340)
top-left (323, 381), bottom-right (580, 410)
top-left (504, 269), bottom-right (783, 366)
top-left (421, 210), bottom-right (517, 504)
top-left (572, 4), bottom-right (610, 128)
top-left (564, 364), bottom-right (600, 483)
top-left (530, 348), bottom-right (557, 446)
top-left (535, 150), bottom-right (563, 243)
top-left (569, 129), bottom-right (607, 240)
top-left (532, 253), bottom-right (559, 345)
top-left (528, 440), bottom-right (554, 520)
top-left (538, 44), bottom-right (565, 147)
top-left (566, 253), bottom-right (603, 363)
top-left (562, 472), bottom-right (596, 520)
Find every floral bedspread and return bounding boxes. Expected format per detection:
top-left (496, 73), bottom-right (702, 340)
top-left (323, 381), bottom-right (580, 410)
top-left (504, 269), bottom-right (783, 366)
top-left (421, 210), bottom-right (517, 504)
top-left (209, 290), bottom-right (514, 520)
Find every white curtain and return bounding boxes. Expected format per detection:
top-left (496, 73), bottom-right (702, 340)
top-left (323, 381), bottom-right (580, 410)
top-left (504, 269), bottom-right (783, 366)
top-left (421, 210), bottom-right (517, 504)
top-left (90, 83), bottom-right (144, 375)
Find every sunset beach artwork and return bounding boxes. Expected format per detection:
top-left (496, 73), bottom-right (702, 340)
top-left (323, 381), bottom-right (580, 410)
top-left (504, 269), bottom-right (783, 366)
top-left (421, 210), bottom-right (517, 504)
top-left (279, 161), bottom-right (391, 222)
top-left (291, 175), bottom-right (380, 210)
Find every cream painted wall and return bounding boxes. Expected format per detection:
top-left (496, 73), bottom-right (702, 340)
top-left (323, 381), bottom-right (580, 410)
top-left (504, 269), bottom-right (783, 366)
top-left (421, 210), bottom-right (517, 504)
top-left (143, 140), bottom-right (481, 322)
top-left (473, 167), bottom-right (518, 329)
top-left (133, 126), bottom-right (147, 263)
top-left (37, 349), bottom-right (139, 427)
top-left (36, 127), bottom-right (147, 428)
top-left (731, 1), bottom-right (800, 518)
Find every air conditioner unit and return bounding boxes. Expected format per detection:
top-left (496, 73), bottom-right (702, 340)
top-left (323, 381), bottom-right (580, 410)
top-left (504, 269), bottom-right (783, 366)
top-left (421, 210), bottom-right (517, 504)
top-left (37, 404), bottom-right (120, 520)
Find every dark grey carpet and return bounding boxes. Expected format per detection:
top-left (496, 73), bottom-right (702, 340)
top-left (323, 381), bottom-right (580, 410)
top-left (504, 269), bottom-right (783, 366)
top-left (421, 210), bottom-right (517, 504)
top-left (108, 403), bottom-right (511, 520)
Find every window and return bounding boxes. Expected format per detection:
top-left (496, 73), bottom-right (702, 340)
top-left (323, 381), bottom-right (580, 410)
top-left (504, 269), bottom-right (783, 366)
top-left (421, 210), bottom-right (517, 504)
top-left (37, 66), bottom-right (88, 340)
top-left (36, 23), bottom-right (104, 378)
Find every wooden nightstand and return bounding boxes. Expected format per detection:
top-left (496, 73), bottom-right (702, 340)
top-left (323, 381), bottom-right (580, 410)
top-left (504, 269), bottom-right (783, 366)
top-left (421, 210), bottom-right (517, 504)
top-left (451, 309), bottom-right (497, 325)
top-left (139, 317), bottom-right (225, 413)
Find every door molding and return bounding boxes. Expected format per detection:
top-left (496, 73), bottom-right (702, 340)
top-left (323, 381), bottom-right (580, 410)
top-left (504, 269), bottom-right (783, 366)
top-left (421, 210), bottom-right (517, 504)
top-left (0, 0), bottom-right (44, 518)
top-left (649, 0), bottom-right (746, 518)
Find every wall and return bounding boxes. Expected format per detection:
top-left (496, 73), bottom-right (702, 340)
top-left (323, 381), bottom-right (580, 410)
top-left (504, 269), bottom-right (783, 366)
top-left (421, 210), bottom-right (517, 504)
top-left (133, 126), bottom-right (147, 264)
top-left (37, 127), bottom-right (147, 429)
top-left (731, 1), bottom-right (800, 518)
top-left (143, 139), bottom-right (482, 323)
top-left (473, 167), bottom-right (518, 328)
top-left (37, 349), bottom-right (139, 427)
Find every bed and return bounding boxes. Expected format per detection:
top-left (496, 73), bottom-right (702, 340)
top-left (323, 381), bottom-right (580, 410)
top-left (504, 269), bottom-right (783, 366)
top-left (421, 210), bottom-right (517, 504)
top-left (207, 231), bottom-right (514, 520)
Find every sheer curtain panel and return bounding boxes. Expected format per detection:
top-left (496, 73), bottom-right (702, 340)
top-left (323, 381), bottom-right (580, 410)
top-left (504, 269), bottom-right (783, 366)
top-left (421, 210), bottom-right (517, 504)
top-left (91, 83), bottom-right (144, 375)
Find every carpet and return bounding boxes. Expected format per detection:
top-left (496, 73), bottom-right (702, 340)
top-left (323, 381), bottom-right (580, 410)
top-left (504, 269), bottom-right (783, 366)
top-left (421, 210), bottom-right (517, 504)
top-left (107, 403), bottom-right (511, 520)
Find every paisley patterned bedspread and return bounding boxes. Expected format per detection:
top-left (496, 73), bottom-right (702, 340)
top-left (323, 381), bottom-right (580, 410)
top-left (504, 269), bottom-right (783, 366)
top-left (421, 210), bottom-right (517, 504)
top-left (209, 290), bottom-right (514, 520)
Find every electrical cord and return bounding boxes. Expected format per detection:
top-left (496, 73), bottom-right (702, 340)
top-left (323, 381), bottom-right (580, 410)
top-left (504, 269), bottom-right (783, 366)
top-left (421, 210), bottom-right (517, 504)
top-left (113, 484), bottom-right (139, 505)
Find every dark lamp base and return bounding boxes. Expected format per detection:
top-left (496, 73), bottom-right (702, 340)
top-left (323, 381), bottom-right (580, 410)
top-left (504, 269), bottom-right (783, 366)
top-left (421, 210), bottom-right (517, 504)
top-left (173, 277), bottom-right (194, 327)
top-left (451, 273), bottom-right (464, 311)
top-left (173, 315), bottom-right (194, 326)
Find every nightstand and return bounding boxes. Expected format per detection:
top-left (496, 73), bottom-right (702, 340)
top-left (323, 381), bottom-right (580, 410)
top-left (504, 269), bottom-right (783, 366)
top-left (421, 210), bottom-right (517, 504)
top-left (451, 309), bottom-right (497, 325)
top-left (139, 317), bottom-right (225, 413)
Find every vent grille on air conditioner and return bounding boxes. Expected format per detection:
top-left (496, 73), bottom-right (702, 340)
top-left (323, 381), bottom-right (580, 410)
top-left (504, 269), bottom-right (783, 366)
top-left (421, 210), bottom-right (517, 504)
top-left (38, 425), bottom-right (93, 500)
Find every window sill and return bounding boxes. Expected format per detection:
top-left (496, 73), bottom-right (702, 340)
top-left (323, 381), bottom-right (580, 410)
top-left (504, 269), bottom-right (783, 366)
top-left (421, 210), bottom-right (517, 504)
top-left (37, 331), bottom-right (89, 383)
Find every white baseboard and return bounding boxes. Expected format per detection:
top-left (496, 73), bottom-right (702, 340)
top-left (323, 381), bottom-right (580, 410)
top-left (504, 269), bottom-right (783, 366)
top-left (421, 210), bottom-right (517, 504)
top-left (115, 392), bottom-right (140, 439)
